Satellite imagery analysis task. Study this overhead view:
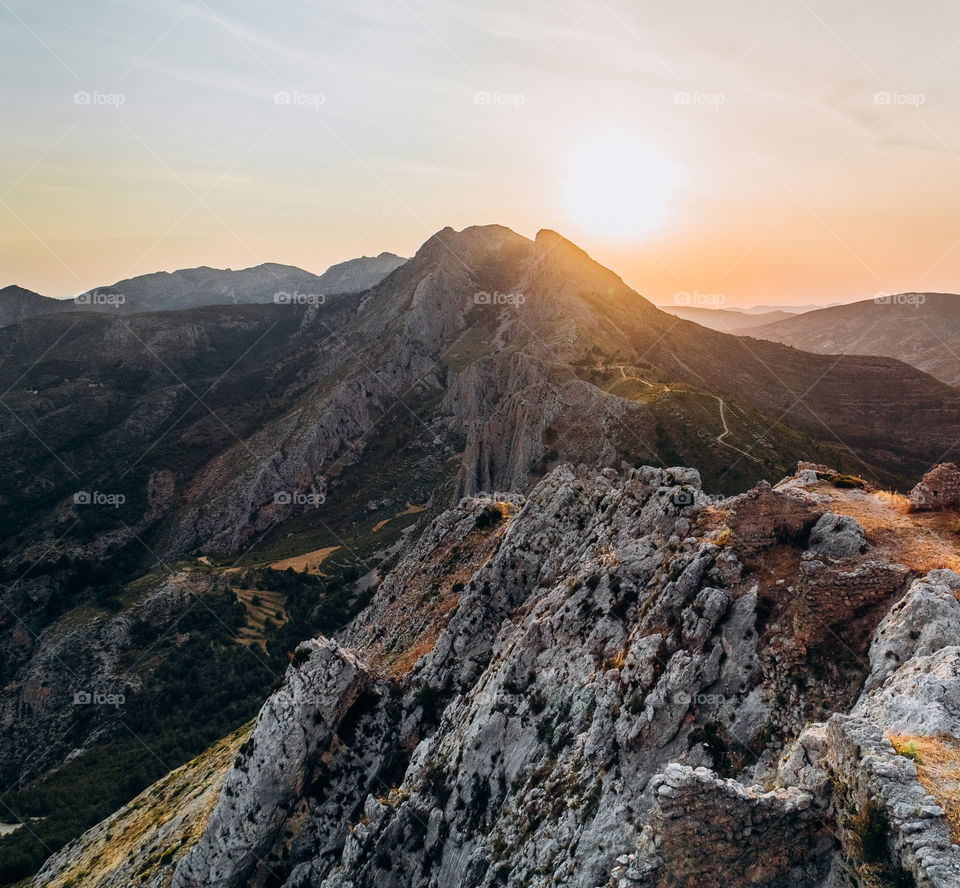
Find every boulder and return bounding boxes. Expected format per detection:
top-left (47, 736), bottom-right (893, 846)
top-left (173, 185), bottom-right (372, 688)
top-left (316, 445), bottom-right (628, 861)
top-left (862, 570), bottom-right (960, 693)
top-left (909, 462), bottom-right (960, 511)
top-left (806, 511), bottom-right (867, 561)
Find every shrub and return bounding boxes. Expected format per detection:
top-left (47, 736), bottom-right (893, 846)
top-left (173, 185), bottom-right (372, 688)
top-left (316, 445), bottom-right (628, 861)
top-left (825, 472), bottom-right (866, 489)
top-left (474, 504), bottom-right (503, 530)
top-left (291, 647), bottom-right (312, 668)
top-left (894, 738), bottom-right (924, 764)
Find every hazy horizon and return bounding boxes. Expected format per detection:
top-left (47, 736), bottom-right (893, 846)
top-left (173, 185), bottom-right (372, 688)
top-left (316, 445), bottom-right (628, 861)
top-left (2, 223), bottom-right (922, 313)
top-left (0, 221), bottom-right (897, 311)
top-left (3, 1), bottom-right (960, 305)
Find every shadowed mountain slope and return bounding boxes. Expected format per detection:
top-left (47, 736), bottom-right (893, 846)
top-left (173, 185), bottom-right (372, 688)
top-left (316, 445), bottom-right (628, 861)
top-left (746, 292), bottom-right (960, 386)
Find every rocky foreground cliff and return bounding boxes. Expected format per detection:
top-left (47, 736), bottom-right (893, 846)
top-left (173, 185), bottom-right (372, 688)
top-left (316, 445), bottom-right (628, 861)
top-left (35, 462), bottom-right (960, 888)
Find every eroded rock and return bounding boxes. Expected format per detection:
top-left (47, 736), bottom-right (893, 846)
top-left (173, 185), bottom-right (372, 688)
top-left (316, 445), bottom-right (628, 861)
top-left (173, 639), bottom-right (371, 888)
top-left (909, 462), bottom-right (960, 511)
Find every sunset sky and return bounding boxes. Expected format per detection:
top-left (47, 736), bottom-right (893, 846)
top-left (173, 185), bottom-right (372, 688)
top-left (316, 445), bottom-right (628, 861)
top-left (2, 0), bottom-right (960, 305)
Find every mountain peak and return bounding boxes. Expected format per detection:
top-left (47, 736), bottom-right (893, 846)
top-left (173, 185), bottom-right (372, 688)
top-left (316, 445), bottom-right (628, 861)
top-left (415, 223), bottom-right (528, 257)
top-left (316, 252), bottom-right (408, 294)
top-left (0, 284), bottom-right (67, 326)
top-left (0, 284), bottom-right (46, 300)
top-left (533, 227), bottom-right (606, 268)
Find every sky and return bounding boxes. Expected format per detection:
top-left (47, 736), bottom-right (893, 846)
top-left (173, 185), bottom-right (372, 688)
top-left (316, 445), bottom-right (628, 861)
top-left (2, 0), bottom-right (960, 306)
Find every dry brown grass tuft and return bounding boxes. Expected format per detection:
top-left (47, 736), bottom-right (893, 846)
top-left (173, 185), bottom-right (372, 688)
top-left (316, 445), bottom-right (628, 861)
top-left (873, 490), bottom-right (912, 514)
top-left (889, 734), bottom-right (960, 844)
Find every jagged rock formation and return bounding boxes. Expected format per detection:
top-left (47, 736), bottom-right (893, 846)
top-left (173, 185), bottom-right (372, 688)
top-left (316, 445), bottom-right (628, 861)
top-left (153, 464), bottom-right (960, 888)
top-left (175, 639), bottom-right (371, 887)
top-left (8, 225), bottom-right (960, 569)
top-left (910, 463), bottom-right (960, 511)
top-left (827, 716), bottom-right (959, 887)
top-left (9, 225), bottom-right (960, 885)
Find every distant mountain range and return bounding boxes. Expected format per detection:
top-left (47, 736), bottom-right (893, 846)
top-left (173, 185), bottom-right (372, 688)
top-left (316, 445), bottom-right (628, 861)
top-left (657, 305), bottom-right (798, 332)
top-left (314, 251), bottom-right (407, 295)
top-left (745, 293), bottom-right (960, 386)
top-left (0, 285), bottom-right (71, 327)
top-left (0, 253), bottom-right (408, 323)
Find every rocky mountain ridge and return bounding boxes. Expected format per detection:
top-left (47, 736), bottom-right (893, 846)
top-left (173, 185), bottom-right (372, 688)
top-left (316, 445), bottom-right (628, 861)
top-left (0, 252), bottom-right (407, 324)
top-left (35, 460), bottom-right (960, 887)
top-left (314, 252), bottom-right (407, 295)
top-left (656, 304), bottom-right (799, 333)
top-left (0, 285), bottom-right (70, 327)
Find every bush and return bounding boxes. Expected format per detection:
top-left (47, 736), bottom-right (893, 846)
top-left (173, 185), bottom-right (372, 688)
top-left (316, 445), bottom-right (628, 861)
top-left (892, 737), bottom-right (924, 764)
top-left (474, 504), bottom-right (502, 530)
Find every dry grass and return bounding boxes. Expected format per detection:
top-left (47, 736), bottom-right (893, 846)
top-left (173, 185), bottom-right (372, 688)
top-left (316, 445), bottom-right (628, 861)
top-left (269, 545), bottom-right (340, 575)
top-left (889, 734), bottom-right (960, 844)
top-left (873, 490), bottom-right (912, 513)
top-left (235, 587), bottom-right (286, 645)
top-left (372, 500), bottom-right (426, 533)
top-left (361, 503), bottom-right (517, 677)
top-left (817, 486), bottom-right (960, 576)
top-left (40, 724), bottom-right (249, 887)
top-left (696, 505), bottom-right (729, 538)
top-left (383, 587), bottom-right (463, 679)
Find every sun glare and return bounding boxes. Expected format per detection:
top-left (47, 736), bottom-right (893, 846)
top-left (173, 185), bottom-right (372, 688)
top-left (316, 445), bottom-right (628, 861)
top-left (564, 132), bottom-right (680, 241)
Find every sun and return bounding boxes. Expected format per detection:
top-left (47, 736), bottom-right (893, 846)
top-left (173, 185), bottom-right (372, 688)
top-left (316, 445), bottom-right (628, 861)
top-left (564, 131), bottom-right (680, 240)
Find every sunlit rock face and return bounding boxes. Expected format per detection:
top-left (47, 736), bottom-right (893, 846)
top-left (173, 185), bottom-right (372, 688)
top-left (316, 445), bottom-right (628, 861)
top-left (164, 464), bottom-right (960, 888)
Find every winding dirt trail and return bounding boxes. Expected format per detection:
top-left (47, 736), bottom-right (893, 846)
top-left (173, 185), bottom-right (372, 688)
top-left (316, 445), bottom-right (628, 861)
top-left (710, 394), bottom-right (763, 464)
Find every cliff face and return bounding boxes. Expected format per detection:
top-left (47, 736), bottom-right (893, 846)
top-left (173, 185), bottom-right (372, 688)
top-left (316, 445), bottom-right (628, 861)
top-left (148, 463), bottom-right (960, 888)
